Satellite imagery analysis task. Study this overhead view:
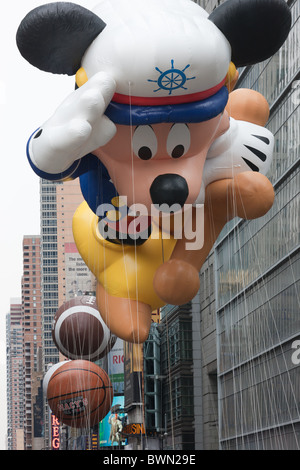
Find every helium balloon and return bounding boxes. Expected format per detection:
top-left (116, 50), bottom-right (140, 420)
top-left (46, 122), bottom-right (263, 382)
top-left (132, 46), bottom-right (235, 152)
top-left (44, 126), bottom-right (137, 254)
top-left (46, 360), bottom-right (113, 428)
top-left (52, 295), bottom-right (117, 361)
top-left (43, 361), bottom-right (70, 399)
top-left (72, 201), bottom-right (176, 343)
top-left (17, 0), bottom-right (291, 342)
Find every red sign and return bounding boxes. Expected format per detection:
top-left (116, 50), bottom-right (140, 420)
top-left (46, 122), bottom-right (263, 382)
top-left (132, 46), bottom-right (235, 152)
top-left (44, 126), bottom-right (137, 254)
top-left (51, 414), bottom-right (60, 450)
top-left (113, 354), bottom-right (124, 364)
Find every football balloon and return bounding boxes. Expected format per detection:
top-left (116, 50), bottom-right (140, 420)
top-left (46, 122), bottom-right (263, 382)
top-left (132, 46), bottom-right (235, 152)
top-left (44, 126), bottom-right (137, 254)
top-left (52, 295), bottom-right (117, 361)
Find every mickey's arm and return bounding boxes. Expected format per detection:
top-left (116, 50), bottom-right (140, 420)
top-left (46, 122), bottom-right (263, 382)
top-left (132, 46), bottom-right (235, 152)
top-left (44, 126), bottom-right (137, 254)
top-left (27, 72), bottom-right (116, 181)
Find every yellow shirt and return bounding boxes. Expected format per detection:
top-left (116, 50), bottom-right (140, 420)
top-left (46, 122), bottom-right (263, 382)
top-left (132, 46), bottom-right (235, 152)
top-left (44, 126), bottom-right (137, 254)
top-left (72, 201), bottom-right (176, 309)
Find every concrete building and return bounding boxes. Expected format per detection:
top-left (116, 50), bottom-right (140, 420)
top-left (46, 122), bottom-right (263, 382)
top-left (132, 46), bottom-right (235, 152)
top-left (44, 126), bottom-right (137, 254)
top-left (40, 178), bottom-right (96, 448)
top-left (6, 299), bottom-right (24, 450)
top-left (56, 179), bottom-right (96, 307)
top-left (6, 238), bottom-right (44, 450)
top-left (40, 179), bottom-right (61, 447)
top-left (22, 235), bottom-right (43, 450)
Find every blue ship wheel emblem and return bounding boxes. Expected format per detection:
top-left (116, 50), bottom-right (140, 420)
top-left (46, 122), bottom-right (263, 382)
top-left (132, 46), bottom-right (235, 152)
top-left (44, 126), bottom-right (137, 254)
top-left (148, 60), bottom-right (196, 95)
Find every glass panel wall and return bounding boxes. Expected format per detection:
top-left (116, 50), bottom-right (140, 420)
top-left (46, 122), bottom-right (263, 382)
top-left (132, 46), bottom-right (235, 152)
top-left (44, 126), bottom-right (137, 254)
top-left (216, 0), bottom-right (300, 450)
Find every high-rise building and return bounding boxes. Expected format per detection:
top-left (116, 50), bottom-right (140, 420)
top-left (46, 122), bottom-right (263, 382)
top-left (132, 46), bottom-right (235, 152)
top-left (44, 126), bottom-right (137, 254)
top-left (6, 299), bottom-right (24, 450)
top-left (40, 179), bottom-right (60, 448)
top-left (160, 303), bottom-right (196, 450)
top-left (6, 238), bottom-right (44, 451)
top-left (56, 179), bottom-right (97, 306)
top-left (22, 235), bottom-right (43, 450)
top-left (195, 0), bottom-right (300, 450)
top-left (40, 177), bottom-right (96, 448)
top-left (215, 0), bottom-right (300, 449)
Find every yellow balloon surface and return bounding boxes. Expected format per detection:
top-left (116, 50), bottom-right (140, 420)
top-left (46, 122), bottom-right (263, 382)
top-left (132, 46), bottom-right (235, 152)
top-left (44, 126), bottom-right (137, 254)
top-left (72, 201), bottom-right (176, 309)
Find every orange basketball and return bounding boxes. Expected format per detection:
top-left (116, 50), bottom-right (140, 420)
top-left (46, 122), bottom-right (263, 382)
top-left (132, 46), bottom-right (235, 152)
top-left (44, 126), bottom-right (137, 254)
top-left (47, 360), bottom-right (113, 428)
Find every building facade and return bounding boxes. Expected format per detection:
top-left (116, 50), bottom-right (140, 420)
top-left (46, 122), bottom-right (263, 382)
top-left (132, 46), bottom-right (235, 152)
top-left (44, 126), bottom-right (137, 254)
top-left (40, 177), bottom-right (97, 448)
top-left (193, 0), bottom-right (300, 450)
top-left (6, 237), bottom-right (44, 451)
top-left (6, 299), bottom-right (24, 450)
top-left (22, 235), bottom-right (43, 450)
top-left (40, 179), bottom-right (61, 447)
top-left (215, 0), bottom-right (300, 449)
top-left (56, 179), bottom-right (97, 307)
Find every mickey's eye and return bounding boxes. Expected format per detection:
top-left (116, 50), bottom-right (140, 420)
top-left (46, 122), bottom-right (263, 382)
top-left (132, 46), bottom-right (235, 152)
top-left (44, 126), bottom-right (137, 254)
top-left (167, 124), bottom-right (191, 158)
top-left (132, 125), bottom-right (158, 160)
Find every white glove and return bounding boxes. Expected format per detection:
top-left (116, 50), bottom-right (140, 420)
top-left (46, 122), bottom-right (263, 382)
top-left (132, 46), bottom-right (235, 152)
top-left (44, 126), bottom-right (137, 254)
top-left (28, 72), bottom-right (117, 175)
top-left (203, 118), bottom-right (274, 186)
top-left (193, 118), bottom-right (274, 205)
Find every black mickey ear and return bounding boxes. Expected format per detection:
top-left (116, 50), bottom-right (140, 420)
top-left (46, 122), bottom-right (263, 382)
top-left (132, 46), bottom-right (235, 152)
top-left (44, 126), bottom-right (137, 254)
top-left (16, 2), bottom-right (106, 76)
top-left (209, 0), bottom-right (291, 67)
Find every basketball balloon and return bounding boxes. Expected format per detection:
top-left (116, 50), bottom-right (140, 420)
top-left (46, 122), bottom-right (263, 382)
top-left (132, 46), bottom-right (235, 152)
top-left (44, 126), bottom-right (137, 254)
top-left (52, 295), bottom-right (117, 361)
top-left (47, 360), bottom-right (113, 428)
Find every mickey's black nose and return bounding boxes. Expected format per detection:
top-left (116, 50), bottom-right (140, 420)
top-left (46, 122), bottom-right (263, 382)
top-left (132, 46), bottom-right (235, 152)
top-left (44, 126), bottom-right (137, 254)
top-left (150, 174), bottom-right (189, 211)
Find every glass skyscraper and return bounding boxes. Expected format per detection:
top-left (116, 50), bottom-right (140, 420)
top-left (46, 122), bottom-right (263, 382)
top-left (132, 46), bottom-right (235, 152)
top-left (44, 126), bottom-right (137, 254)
top-left (40, 179), bottom-right (60, 448)
top-left (213, 0), bottom-right (300, 450)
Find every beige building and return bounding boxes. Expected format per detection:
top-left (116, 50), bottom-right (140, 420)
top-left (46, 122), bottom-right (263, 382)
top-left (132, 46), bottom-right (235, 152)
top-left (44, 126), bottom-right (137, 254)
top-left (56, 179), bottom-right (96, 308)
top-left (41, 178), bottom-right (97, 448)
top-left (6, 299), bottom-right (23, 450)
top-left (22, 235), bottom-right (43, 450)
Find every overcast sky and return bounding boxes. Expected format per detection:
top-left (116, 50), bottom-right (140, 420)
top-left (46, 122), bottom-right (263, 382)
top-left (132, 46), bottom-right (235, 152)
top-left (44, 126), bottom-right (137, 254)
top-left (0, 0), bottom-right (99, 450)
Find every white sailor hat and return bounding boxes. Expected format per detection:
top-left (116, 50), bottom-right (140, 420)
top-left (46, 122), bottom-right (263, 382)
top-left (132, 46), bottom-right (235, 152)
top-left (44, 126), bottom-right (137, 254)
top-left (81, 0), bottom-right (231, 124)
top-left (17, 0), bottom-right (292, 124)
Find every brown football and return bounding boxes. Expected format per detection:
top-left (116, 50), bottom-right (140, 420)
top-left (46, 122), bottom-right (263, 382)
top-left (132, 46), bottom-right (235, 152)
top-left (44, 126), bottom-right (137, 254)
top-left (52, 295), bottom-right (117, 361)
